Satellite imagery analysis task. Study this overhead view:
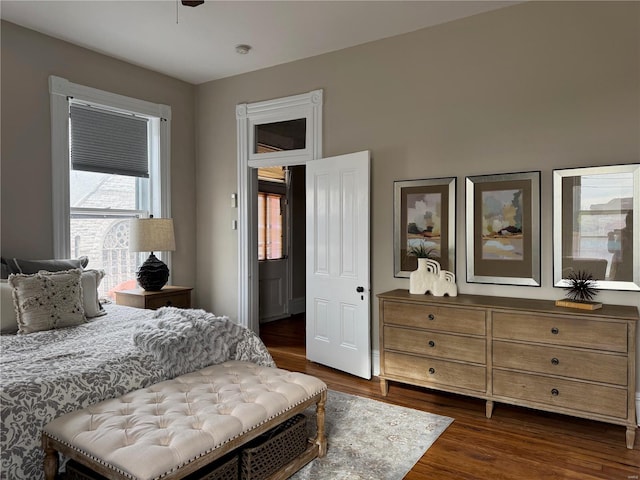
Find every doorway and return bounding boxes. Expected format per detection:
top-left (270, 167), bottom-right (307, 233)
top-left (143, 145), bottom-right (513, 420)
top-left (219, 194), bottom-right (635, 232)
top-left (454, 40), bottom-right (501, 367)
top-left (236, 89), bottom-right (323, 334)
top-left (237, 93), bottom-right (371, 377)
top-left (258, 165), bottom-right (307, 330)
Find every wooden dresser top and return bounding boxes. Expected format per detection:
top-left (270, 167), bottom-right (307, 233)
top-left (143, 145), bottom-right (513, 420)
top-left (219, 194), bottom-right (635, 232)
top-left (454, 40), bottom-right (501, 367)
top-left (377, 289), bottom-right (639, 322)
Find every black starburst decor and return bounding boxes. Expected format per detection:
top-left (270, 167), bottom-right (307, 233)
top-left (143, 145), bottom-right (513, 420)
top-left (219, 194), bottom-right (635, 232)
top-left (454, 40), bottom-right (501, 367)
top-left (564, 270), bottom-right (598, 302)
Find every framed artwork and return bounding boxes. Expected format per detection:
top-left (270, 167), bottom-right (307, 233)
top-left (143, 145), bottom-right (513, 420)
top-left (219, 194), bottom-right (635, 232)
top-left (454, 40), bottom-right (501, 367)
top-left (394, 177), bottom-right (456, 277)
top-left (466, 171), bottom-right (541, 286)
top-left (553, 164), bottom-right (639, 291)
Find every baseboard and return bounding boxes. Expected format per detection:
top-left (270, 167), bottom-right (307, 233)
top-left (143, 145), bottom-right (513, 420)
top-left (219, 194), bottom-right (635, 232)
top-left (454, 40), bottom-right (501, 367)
top-left (288, 297), bottom-right (305, 315)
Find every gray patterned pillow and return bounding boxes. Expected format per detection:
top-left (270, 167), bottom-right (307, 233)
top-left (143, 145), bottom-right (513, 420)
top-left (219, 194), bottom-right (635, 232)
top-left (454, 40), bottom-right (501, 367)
top-left (4, 256), bottom-right (89, 276)
top-left (9, 269), bottom-right (85, 334)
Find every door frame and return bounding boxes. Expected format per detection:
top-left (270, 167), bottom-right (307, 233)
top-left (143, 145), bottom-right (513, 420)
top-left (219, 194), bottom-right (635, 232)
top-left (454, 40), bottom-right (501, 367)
top-left (236, 90), bottom-right (323, 332)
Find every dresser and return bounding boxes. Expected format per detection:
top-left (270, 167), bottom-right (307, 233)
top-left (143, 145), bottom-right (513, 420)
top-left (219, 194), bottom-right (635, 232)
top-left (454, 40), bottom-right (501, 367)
top-left (378, 289), bottom-right (638, 448)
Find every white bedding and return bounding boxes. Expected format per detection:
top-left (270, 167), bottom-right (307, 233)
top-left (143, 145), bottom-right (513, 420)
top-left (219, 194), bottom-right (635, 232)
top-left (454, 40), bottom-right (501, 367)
top-left (0, 303), bottom-right (274, 480)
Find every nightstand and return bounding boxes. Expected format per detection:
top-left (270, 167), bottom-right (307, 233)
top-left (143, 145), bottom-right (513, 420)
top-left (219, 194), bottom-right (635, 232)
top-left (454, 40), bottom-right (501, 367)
top-left (115, 286), bottom-right (193, 310)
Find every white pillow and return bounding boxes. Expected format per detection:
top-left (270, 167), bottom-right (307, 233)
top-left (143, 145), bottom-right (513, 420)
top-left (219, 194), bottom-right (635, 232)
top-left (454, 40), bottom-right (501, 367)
top-left (9, 269), bottom-right (85, 334)
top-left (0, 280), bottom-right (18, 334)
top-left (81, 270), bottom-right (106, 318)
top-left (1, 270), bottom-right (106, 334)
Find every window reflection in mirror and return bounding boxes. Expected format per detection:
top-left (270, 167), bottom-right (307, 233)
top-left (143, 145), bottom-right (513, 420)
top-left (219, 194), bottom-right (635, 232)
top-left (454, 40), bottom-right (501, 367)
top-left (254, 119), bottom-right (306, 154)
top-left (554, 164), bottom-right (639, 291)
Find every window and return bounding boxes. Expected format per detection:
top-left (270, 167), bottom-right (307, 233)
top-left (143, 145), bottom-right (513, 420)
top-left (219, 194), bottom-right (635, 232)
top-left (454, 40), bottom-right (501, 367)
top-left (68, 102), bottom-right (151, 297)
top-left (50, 76), bottom-right (171, 298)
top-left (258, 192), bottom-right (284, 260)
top-left (100, 220), bottom-right (139, 294)
top-left (566, 173), bottom-right (633, 280)
top-left (257, 167), bottom-right (287, 261)
top-left (254, 118), bottom-right (306, 153)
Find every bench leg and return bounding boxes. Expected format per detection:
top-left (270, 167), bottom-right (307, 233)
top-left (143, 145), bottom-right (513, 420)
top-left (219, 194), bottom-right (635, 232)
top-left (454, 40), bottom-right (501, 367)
top-left (315, 390), bottom-right (327, 457)
top-left (42, 437), bottom-right (58, 480)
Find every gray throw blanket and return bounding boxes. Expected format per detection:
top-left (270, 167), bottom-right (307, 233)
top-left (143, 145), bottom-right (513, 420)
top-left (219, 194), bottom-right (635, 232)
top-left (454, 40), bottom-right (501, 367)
top-left (133, 307), bottom-right (275, 378)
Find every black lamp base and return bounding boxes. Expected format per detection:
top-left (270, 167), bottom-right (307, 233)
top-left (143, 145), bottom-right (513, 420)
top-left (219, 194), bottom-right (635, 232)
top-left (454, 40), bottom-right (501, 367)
top-left (137, 253), bottom-right (169, 291)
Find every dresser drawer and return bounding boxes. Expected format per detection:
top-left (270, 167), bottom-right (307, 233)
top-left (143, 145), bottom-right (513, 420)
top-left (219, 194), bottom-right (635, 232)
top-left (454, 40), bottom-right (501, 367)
top-left (145, 292), bottom-right (191, 309)
top-left (384, 351), bottom-right (486, 392)
top-left (492, 312), bottom-right (627, 352)
top-left (385, 326), bottom-right (486, 364)
top-left (493, 370), bottom-right (628, 419)
top-left (493, 341), bottom-right (627, 385)
top-left (383, 301), bottom-right (485, 335)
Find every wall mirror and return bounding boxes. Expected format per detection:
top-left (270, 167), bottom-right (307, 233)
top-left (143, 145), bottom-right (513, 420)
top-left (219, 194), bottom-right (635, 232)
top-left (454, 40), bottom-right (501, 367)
top-left (553, 164), bottom-right (639, 291)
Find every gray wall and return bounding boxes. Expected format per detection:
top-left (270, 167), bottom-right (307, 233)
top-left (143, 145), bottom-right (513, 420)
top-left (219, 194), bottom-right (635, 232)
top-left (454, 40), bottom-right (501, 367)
top-left (1, 20), bottom-right (197, 290)
top-left (195, 2), bottom-right (639, 336)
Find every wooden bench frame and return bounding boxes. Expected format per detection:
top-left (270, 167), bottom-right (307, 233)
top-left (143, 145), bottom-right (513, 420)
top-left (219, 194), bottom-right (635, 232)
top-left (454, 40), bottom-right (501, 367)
top-left (43, 390), bottom-right (327, 480)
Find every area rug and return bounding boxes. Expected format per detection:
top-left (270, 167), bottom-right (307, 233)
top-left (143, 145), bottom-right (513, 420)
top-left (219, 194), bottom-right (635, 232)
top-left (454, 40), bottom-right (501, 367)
top-left (292, 390), bottom-right (453, 480)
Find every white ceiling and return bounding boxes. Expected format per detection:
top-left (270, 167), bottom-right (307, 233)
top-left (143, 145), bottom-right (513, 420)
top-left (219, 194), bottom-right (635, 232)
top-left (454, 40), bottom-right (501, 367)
top-left (1, 1), bottom-right (517, 85)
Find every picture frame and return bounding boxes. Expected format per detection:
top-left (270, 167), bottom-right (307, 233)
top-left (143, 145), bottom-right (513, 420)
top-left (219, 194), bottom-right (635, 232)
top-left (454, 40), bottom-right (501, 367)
top-left (394, 177), bottom-right (456, 278)
top-left (465, 171), bottom-right (541, 286)
top-left (553, 164), bottom-right (639, 291)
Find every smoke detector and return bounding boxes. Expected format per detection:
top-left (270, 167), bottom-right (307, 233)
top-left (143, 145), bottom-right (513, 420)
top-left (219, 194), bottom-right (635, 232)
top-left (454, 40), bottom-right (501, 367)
top-left (235, 44), bottom-right (252, 55)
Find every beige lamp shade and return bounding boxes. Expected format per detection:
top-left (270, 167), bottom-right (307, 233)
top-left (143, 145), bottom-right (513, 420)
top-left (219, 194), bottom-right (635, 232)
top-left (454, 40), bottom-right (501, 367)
top-left (129, 218), bottom-right (176, 253)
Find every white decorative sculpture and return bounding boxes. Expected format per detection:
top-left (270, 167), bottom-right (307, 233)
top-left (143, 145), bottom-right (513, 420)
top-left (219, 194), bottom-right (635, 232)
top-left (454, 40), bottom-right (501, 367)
top-left (409, 258), bottom-right (458, 297)
top-left (432, 270), bottom-right (458, 297)
top-left (409, 258), bottom-right (436, 294)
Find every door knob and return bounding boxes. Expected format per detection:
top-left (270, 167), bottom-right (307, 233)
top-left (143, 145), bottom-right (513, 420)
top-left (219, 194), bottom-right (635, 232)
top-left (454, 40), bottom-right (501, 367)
top-left (356, 286), bottom-right (364, 293)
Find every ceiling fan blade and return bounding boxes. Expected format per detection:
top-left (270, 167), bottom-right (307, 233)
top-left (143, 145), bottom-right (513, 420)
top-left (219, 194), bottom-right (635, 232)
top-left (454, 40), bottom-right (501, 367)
top-left (181, 0), bottom-right (204, 6)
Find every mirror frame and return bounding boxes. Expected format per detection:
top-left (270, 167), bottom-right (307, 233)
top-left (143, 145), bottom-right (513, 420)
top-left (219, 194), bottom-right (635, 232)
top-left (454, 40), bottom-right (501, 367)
top-left (553, 163), bottom-right (640, 291)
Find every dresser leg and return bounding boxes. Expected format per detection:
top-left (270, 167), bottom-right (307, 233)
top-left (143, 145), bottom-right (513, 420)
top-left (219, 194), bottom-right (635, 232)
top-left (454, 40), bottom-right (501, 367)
top-left (626, 426), bottom-right (636, 449)
top-left (380, 378), bottom-right (389, 396)
top-left (486, 400), bottom-right (494, 418)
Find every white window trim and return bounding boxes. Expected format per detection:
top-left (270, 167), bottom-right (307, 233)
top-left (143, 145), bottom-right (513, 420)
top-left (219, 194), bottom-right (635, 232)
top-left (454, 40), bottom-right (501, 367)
top-left (49, 75), bottom-right (171, 264)
top-left (236, 90), bottom-right (322, 331)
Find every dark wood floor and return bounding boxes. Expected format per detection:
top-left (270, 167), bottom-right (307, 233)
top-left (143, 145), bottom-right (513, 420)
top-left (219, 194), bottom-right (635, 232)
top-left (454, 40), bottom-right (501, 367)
top-left (260, 316), bottom-right (640, 480)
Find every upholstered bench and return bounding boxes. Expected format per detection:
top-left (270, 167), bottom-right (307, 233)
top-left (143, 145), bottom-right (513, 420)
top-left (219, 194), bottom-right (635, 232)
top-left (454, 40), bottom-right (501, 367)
top-left (42, 361), bottom-right (327, 480)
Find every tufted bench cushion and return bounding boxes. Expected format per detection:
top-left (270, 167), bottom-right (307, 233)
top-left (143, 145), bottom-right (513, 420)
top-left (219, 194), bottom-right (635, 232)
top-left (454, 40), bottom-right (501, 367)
top-left (42, 361), bottom-right (327, 480)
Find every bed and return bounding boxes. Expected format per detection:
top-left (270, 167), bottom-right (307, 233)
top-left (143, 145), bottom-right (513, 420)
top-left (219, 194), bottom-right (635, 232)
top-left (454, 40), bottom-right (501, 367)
top-left (0, 301), bottom-right (275, 480)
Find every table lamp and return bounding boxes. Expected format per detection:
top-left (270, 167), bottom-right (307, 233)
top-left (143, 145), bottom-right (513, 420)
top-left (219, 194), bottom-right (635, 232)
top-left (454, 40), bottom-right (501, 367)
top-left (129, 216), bottom-right (176, 291)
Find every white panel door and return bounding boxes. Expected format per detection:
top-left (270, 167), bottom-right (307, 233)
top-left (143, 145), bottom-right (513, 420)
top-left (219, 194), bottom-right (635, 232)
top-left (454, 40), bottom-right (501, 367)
top-left (306, 151), bottom-right (371, 379)
top-left (259, 258), bottom-right (288, 322)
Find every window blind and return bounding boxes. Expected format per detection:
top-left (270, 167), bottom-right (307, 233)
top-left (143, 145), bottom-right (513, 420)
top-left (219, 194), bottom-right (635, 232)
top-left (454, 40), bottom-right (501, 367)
top-left (70, 103), bottom-right (149, 178)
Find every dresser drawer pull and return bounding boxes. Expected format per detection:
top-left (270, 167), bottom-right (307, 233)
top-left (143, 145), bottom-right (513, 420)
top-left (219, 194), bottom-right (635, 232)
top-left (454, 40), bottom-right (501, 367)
top-left (428, 368), bottom-right (436, 374)
top-left (551, 357), bottom-right (559, 366)
top-left (551, 388), bottom-right (559, 396)
top-left (551, 327), bottom-right (559, 335)
top-left (427, 313), bottom-right (435, 320)
top-left (428, 340), bottom-right (435, 348)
